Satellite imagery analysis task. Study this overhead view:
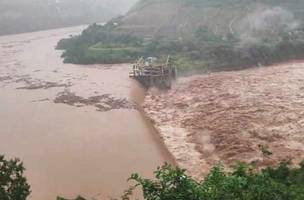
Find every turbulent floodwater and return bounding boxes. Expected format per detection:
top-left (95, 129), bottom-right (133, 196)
top-left (0, 27), bottom-right (172, 200)
top-left (144, 62), bottom-right (304, 179)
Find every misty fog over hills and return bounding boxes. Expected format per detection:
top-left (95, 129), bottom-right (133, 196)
top-left (120, 0), bottom-right (304, 38)
top-left (0, 0), bottom-right (138, 35)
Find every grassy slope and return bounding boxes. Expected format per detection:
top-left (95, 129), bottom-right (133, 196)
top-left (58, 0), bottom-right (304, 70)
top-left (118, 0), bottom-right (304, 38)
top-left (88, 44), bottom-right (141, 59)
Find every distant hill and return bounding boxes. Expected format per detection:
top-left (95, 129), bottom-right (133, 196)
top-left (57, 0), bottom-right (304, 72)
top-left (117, 0), bottom-right (304, 38)
top-left (0, 0), bottom-right (138, 35)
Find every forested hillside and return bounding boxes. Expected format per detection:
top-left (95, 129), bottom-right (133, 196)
top-left (58, 0), bottom-right (304, 72)
top-left (120, 0), bottom-right (304, 38)
top-left (0, 0), bottom-right (137, 35)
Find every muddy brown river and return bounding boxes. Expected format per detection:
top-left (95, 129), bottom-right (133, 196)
top-left (0, 27), bottom-right (172, 200)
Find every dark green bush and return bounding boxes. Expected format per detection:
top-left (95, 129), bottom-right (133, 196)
top-left (125, 162), bottom-right (304, 200)
top-left (2, 153), bottom-right (303, 200)
top-left (0, 155), bottom-right (31, 200)
top-left (57, 21), bottom-right (304, 73)
top-left (57, 23), bottom-right (144, 64)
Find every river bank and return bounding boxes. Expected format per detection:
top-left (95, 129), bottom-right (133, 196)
top-left (143, 62), bottom-right (304, 179)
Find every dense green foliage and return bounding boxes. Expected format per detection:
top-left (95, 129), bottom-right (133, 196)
top-left (59, 161), bottom-right (304, 200)
top-left (1, 154), bottom-right (304, 200)
top-left (57, 23), bottom-right (143, 64)
top-left (0, 155), bottom-right (31, 200)
top-left (126, 162), bottom-right (304, 200)
top-left (58, 21), bottom-right (304, 73)
top-left (192, 25), bottom-right (304, 71)
top-left (57, 0), bottom-right (304, 73)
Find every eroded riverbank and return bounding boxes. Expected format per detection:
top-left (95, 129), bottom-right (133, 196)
top-left (144, 62), bottom-right (304, 179)
top-left (0, 27), bottom-right (173, 200)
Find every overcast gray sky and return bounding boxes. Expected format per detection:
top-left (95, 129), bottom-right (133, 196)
top-left (0, 0), bottom-right (139, 35)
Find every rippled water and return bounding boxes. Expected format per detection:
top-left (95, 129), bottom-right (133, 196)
top-left (0, 27), bottom-right (172, 200)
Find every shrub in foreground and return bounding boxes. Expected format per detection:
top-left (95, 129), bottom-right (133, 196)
top-left (58, 161), bottom-right (304, 200)
top-left (2, 153), bottom-right (304, 200)
top-left (125, 161), bottom-right (304, 200)
top-left (0, 155), bottom-right (31, 200)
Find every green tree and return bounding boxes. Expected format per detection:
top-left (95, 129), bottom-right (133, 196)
top-left (127, 161), bottom-right (304, 200)
top-left (0, 155), bottom-right (31, 200)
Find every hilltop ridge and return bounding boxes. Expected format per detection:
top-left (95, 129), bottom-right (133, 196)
top-left (117, 0), bottom-right (304, 38)
top-left (58, 0), bottom-right (304, 72)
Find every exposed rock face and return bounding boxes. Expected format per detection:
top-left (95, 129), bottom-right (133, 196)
top-left (144, 62), bottom-right (304, 178)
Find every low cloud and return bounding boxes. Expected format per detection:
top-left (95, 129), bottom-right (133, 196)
top-left (237, 6), bottom-right (299, 46)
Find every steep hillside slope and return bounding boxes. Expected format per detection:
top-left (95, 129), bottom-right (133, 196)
top-left (57, 0), bottom-right (304, 71)
top-left (118, 0), bottom-right (304, 38)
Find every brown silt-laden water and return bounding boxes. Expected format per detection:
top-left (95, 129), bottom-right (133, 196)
top-left (0, 27), bottom-right (173, 200)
